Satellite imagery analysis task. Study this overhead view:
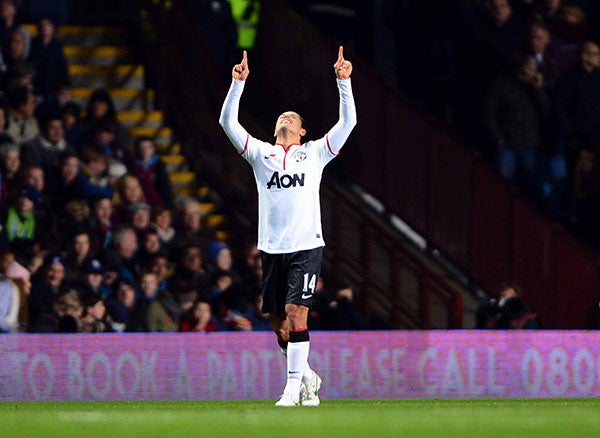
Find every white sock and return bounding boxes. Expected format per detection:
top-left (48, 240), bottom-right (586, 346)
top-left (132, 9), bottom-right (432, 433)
top-left (283, 340), bottom-right (309, 397)
top-left (280, 347), bottom-right (314, 383)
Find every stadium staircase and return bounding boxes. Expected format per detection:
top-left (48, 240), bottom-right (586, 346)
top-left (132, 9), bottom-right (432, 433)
top-left (24, 23), bottom-right (231, 243)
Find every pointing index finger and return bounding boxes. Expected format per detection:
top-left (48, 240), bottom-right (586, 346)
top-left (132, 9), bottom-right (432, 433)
top-left (337, 46), bottom-right (344, 62)
top-left (242, 50), bottom-right (248, 65)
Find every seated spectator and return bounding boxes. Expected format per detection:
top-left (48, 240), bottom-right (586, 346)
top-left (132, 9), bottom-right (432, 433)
top-left (6, 86), bottom-right (39, 145)
top-left (81, 88), bottom-right (128, 146)
top-left (151, 205), bottom-right (176, 254)
top-left (28, 252), bottom-right (69, 332)
top-left (79, 292), bottom-right (112, 332)
top-left (0, 143), bottom-right (22, 204)
top-left (88, 195), bottom-right (114, 254)
top-left (204, 240), bottom-right (236, 277)
top-left (128, 136), bottom-right (173, 207)
top-left (475, 283), bottom-right (540, 329)
top-left (61, 101), bottom-right (83, 149)
top-left (21, 114), bottom-right (72, 173)
top-left (0, 256), bottom-right (31, 332)
top-left (78, 147), bottom-right (114, 200)
top-left (128, 202), bottom-right (152, 240)
top-left (173, 196), bottom-right (216, 251)
top-left (322, 286), bottom-right (369, 330)
top-left (28, 17), bottom-right (70, 98)
top-left (2, 185), bottom-right (42, 245)
top-left (74, 257), bottom-right (104, 298)
top-left (45, 151), bottom-right (85, 216)
top-left (147, 252), bottom-right (172, 291)
top-left (551, 3), bottom-right (590, 43)
top-left (98, 256), bottom-right (120, 299)
top-left (63, 230), bottom-right (94, 284)
top-left (55, 290), bottom-right (83, 333)
top-left (0, 100), bottom-right (14, 145)
top-left (179, 299), bottom-right (218, 333)
top-left (212, 290), bottom-right (253, 331)
top-left (57, 200), bottom-right (90, 245)
top-left (105, 225), bottom-right (140, 290)
top-left (105, 280), bottom-right (136, 332)
top-left (244, 293), bottom-right (271, 331)
top-left (127, 270), bottom-right (160, 332)
top-left (112, 174), bottom-right (146, 223)
top-left (89, 119), bottom-right (129, 163)
top-left (146, 285), bottom-right (194, 332)
top-left (170, 243), bottom-right (210, 299)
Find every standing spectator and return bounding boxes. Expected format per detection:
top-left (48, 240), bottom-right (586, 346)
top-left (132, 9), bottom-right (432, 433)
top-left (28, 17), bottom-right (70, 98)
top-left (483, 51), bottom-right (551, 196)
top-left (6, 86), bottom-right (38, 145)
top-left (554, 40), bottom-right (600, 172)
top-left (128, 136), bottom-right (173, 207)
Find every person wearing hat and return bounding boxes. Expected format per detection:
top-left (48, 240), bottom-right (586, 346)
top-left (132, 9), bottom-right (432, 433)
top-left (0, 254), bottom-right (31, 332)
top-left (74, 257), bottom-right (105, 299)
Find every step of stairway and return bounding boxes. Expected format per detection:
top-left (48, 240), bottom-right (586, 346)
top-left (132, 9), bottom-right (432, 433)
top-left (24, 24), bottom-right (128, 45)
top-left (70, 64), bottom-right (145, 89)
top-left (169, 171), bottom-right (196, 186)
top-left (127, 126), bottom-right (172, 145)
top-left (70, 87), bottom-right (154, 111)
top-left (65, 45), bottom-right (137, 66)
top-left (117, 110), bottom-right (164, 129)
top-left (160, 154), bottom-right (188, 172)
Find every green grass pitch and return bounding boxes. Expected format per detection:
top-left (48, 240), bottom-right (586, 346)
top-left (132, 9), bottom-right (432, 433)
top-left (2, 398), bottom-right (599, 437)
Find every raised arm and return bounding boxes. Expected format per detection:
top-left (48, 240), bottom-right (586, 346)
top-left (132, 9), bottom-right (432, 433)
top-left (327, 46), bottom-right (357, 154)
top-left (219, 51), bottom-right (250, 153)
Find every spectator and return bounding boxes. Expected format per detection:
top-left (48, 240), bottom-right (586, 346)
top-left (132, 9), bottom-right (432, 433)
top-left (112, 174), bottom-right (146, 223)
top-left (2, 184), bottom-right (41, 244)
top-left (204, 240), bottom-right (235, 276)
top-left (78, 147), bottom-right (114, 200)
top-left (173, 196), bottom-right (215, 251)
top-left (128, 136), bottom-right (173, 207)
top-left (146, 285), bottom-right (194, 332)
top-left (0, 143), bottom-right (22, 203)
top-left (483, 51), bottom-right (551, 196)
top-left (27, 252), bottom-right (68, 332)
top-left (571, 148), bottom-right (600, 246)
top-left (56, 200), bottom-right (90, 245)
top-left (6, 86), bottom-right (39, 145)
top-left (0, 0), bottom-right (29, 58)
top-left (179, 299), bottom-right (218, 333)
top-left (106, 225), bottom-right (140, 289)
top-left (81, 88), bottom-right (128, 146)
top-left (138, 227), bottom-right (163, 266)
top-left (63, 231), bottom-right (94, 285)
top-left (74, 256), bottom-right (104, 298)
top-left (105, 280), bottom-right (136, 332)
top-left (126, 270), bottom-right (160, 332)
top-left (0, 256), bottom-right (30, 332)
top-left (475, 283), bottom-right (539, 329)
top-left (147, 252), bottom-right (172, 291)
top-left (0, 100), bottom-right (14, 145)
top-left (525, 19), bottom-right (579, 92)
top-left (98, 256), bottom-right (120, 299)
top-left (28, 17), bottom-right (70, 98)
top-left (61, 101), bottom-right (83, 148)
top-left (89, 119), bottom-right (129, 163)
top-left (244, 292), bottom-right (271, 331)
top-left (554, 40), bottom-right (600, 172)
top-left (212, 290), bottom-right (253, 331)
top-left (21, 114), bottom-right (71, 173)
top-left (321, 286), bottom-right (369, 330)
top-left (127, 202), bottom-right (152, 241)
top-left (170, 243), bottom-right (210, 299)
top-left (551, 3), bottom-right (590, 43)
top-left (45, 151), bottom-right (85, 216)
top-left (151, 204), bottom-right (176, 254)
top-left (55, 290), bottom-right (83, 333)
top-left (88, 195), bottom-right (114, 254)
top-left (79, 292), bottom-right (112, 332)
top-left (3, 27), bottom-right (30, 76)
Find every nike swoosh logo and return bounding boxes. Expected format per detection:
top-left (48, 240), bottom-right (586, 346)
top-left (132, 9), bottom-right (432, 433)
top-left (301, 293), bottom-right (313, 299)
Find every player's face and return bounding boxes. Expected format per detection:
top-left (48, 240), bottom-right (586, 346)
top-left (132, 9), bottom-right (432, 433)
top-left (274, 111), bottom-right (306, 138)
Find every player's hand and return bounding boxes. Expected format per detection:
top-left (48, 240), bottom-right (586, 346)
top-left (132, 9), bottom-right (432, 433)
top-left (232, 50), bottom-right (249, 81)
top-left (334, 46), bottom-right (352, 79)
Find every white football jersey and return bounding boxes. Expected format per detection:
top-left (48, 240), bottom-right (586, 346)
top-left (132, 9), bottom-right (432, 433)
top-left (220, 78), bottom-right (356, 253)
